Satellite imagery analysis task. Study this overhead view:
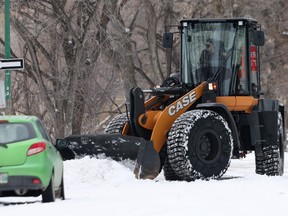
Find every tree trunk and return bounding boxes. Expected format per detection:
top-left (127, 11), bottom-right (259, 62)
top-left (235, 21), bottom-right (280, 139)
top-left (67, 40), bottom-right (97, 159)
top-left (142, 0), bottom-right (164, 83)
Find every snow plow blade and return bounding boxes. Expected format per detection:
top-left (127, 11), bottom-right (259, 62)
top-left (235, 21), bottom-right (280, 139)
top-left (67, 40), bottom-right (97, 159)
top-left (58, 133), bottom-right (161, 179)
top-left (58, 134), bottom-right (145, 161)
top-left (134, 141), bottom-right (161, 180)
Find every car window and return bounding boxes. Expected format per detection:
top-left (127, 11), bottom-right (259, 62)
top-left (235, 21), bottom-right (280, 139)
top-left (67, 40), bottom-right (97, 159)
top-left (36, 120), bottom-right (52, 143)
top-left (0, 122), bottom-right (36, 144)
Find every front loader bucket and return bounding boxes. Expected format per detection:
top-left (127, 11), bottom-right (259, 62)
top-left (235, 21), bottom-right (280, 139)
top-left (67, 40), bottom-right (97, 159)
top-left (59, 133), bottom-right (161, 180)
top-left (59, 134), bottom-right (144, 161)
top-left (134, 141), bottom-right (161, 180)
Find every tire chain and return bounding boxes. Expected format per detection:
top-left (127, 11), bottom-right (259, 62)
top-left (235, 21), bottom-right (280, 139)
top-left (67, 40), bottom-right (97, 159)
top-left (166, 109), bottom-right (233, 181)
top-left (255, 112), bottom-right (283, 176)
top-left (256, 145), bottom-right (280, 176)
top-left (105, 114), bottom-right (128, 134)
top-left (167, 110), bottom-right (211, 181)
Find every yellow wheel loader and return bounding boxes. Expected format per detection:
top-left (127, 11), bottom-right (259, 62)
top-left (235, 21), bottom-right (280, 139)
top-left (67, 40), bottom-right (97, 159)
top-left (60, 18), bottom-right (285, 181)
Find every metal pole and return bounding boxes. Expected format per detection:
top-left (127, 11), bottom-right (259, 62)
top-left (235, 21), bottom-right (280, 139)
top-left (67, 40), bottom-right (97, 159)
top-left (4, 0), bottom-right (11, 111)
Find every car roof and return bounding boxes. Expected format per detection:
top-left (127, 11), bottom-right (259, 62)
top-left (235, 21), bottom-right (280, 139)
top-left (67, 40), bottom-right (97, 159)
top-left (0, 115), bottom-right (39, 123)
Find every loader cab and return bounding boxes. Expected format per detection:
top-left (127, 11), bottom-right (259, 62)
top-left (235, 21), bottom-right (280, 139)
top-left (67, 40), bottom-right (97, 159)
top-left (177, 18), bottom-right (264, 97)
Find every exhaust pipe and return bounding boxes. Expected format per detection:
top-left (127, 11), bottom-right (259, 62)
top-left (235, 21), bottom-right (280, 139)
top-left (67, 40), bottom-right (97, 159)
top-left (15, 189), bottom-right (28, 196)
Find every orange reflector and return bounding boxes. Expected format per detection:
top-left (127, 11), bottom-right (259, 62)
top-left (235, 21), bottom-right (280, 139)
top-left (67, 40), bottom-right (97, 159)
top-left (208, 83), bottom-right (217, 91)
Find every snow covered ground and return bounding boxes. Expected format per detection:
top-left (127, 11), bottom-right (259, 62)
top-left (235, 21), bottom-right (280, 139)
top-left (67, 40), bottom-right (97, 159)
top-left (1, 153), bottom-right (288, 216)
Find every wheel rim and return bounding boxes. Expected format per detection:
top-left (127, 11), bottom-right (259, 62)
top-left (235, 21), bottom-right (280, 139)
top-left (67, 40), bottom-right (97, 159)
top-left (195, 129), bottom-right (222, 165)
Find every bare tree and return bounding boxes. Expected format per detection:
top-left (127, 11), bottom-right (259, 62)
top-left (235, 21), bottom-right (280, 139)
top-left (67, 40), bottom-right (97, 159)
top-left (0, 1), bottom-right (122, 137)
top-left (1, 0), bottom-right (287, 138)
top-left (142, 0), bottom-right (164, 83)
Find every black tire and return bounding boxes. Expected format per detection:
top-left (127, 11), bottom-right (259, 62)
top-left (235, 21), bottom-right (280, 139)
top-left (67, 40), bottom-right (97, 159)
top-left (59, 175), bottom-right (65, 200)
top-left (105, 113), bottom-right (128, 134)
top-left (42, 176), bottom-right (55, 203)
top-left (163, 159), bottom-right (182, 181)
top-left (167, 109), bottom-right (233, 181)
top-left (255, 112), bottom-right (284, 176)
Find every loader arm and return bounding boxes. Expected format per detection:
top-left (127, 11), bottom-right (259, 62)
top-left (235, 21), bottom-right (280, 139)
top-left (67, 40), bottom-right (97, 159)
top-left (121, 92), bottom-right (170, 135)
top-left (139, 82), bottom-right (207, 152)
top-left (134, 82), bottom-right (206, 179)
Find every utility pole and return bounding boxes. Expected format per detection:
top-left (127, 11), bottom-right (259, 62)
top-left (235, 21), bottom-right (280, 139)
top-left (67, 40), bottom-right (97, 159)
top-left (4, 0), bottom-right (11, 112)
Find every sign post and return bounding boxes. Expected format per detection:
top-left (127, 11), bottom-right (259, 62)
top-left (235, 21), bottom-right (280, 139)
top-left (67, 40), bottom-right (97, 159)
top-left (0, 59), bottom-right (24, 70)
top-left (3, 1), bottom-right (24, 111)
top-left (0, 58), bottom-right (24, 109)
top-left (4, 0), bottom-right (11, 110)
top-left (0, 80), bottom-right (5, 109)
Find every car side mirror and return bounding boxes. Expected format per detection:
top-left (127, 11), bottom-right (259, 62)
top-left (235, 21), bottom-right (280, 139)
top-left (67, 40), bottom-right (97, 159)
top-left (163, 32), bottom-right (173, 48)
top-left (254, 30), bottom-right (265, 46)
top-left (55, 139), bottom-right (68, 149)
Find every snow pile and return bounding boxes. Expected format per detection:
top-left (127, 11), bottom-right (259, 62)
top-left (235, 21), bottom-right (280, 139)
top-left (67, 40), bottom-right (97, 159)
top-left (1, 153), bottom-right (288, 216)
top-left (65, 156), bottom-right (136, 187)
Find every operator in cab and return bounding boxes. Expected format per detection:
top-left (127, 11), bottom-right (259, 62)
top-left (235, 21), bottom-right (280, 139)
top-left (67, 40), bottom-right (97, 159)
top-left (198, 38), bottom-right (227, 81)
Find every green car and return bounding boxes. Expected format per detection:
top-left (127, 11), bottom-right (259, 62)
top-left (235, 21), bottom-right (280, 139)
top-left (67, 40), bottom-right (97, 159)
top-left (0, 115), bottom-right (65, 203)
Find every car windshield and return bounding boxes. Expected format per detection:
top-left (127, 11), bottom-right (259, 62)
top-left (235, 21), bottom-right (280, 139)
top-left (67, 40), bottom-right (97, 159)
top-left (0, 122), bottom-right (36, 144)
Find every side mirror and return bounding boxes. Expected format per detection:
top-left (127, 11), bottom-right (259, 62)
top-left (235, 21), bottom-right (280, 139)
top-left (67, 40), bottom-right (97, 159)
top-left (163, 32), bottom-right (173, 48)
top-left (254, 30), bottom-right (265, 46)
top-left (55, 138), bottom-right (68, 149)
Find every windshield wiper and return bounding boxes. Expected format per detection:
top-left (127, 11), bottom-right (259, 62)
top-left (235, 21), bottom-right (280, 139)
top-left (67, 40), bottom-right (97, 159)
top-left (209, 47), bottom-right (234, 82)
top-left (210, 28), bottom-right (239, 82)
